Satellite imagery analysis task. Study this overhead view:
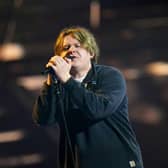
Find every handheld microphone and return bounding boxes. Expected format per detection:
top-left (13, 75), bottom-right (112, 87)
top-left (43, 67), bottom-right (54, 75)
top-left (42, 55), bottom-right (74, 75)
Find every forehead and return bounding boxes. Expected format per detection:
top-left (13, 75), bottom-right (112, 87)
top-left (63, 35), bottom-right (79, 45)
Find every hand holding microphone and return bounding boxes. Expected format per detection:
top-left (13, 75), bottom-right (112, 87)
top-left (44, 55), bottom-right (74, 74)
top-left (45, 55), bottom-right (73, 85)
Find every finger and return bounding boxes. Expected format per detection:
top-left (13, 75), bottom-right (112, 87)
top-left (48, 60), bottom-right (56, 66)
top-left (46, 62), bottom-right (56, 69)
top-left (49, 55), bottom-right (59, 64)
top-left (56, 57), bottom-right (67, 66)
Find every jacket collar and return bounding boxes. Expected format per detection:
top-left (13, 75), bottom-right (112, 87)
top-left (83, 63), bottom-right (97, 85)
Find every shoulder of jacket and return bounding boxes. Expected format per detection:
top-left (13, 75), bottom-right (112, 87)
top-left (95, 64), bottom-right (122, 75)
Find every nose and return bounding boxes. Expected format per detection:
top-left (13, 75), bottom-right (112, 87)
top-left (69, 45), bottom-right (76, 52)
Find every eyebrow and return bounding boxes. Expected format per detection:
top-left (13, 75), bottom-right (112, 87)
top-left (63, 42), bottom-right (80, 45)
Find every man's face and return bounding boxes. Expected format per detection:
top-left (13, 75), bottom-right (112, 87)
top-left (61, 35), bottom-right (94, 70)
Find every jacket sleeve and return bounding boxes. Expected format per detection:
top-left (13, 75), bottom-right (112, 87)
top-left (63, 68), bottom-right (127, 122)
top-left (32, 82), bottom-right (59, 125)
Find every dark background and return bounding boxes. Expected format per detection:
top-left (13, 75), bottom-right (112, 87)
top-left (0, 0), bottom-right (168, 167)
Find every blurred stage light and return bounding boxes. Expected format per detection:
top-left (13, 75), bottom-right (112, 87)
top-left (123, 68), bottom-right (141, 80)
top-left (90, 0), bottom-right (101, 28)
top-left (130, 103), bottom-right (163, 125)
top-left (0, 153), bottom-right (44, 167)
top-left (0, 43), bottom-right (25, 61)
top-left (145, 61), bottom-right (168, 76)
top-left (16, 75), bottom-right (46, 91)
top-left (0, 130), bottom-right (25, 143)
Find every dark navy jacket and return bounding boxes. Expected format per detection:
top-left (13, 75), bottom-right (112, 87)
top-left (33, 63), bottom-right (143, 168)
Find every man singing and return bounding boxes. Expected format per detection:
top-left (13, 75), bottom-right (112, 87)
top-left (33, 26), bottom-right (144, 168)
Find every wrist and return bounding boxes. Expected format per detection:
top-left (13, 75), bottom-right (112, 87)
top-left (62, 74), bottom-right (71, 83)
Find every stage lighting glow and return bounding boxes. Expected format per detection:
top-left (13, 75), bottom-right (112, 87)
top-left (145, 61), bottom-right (168, 76)
top-left (16, 75), bottom-right (46, 91)
top-left (0, 130), bottom-right (25, 143)
top-left (0, 43), bottom-right (25, 61)
top-left (0, 153), bottom-right (44, 167)
top-left (123, 68), bottom-right (141, 80)
top-left (90, 0), bottom-right (101, 28)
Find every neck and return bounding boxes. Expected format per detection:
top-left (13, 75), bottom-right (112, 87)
top-left (70, 63), bottom-right (92, 79)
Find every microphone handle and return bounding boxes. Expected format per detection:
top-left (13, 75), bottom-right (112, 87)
top-left (43, 67), bottom-right (54, 75)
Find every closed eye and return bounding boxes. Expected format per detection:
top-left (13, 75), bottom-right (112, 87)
top-left (75, 43), bottom-right (80, 48)
top-left (63, 45), bottom-right (70, 51)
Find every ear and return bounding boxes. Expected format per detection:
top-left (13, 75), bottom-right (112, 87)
top-left (90, 53), bottom-right (94, 59)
